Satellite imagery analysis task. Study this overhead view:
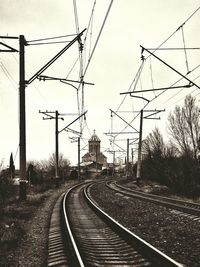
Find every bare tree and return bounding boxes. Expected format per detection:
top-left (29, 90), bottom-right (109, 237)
top-left (35, 153), bottom-right (71, 174)
top-left (143, 127), bottom-right (165, 159)
top-left (168, 94), bottom-right (200, 159)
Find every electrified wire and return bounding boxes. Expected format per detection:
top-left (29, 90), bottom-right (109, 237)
top-left (181, 26), bottom-right (189, 74)
top-left (108, 5), bottom-right (200, 157)
top-left (73, 0), bottom-right (85, 133)
top-left (27, 34), bottom-right (77, 43)
top-left (27, 40), bottom-right (71, 46)
top-left (14, 145), bottom-right (19, 163)
top-left (83, 0), bottom-right (96, 70)
top-left (149, 57), bottom-right (156, 97)
top-left (73, 0), bottom-right (80, 34)
top-left (0, 62), bottom-right (18, 88)
top-left (145, 6), bottom-right (200, 59)
top-left (155, 63), bottom-right (200, 108)
top-left (83, 0), bottom-right (114, 77)
top-left (160, 73), bottom-right (200, 109)
top-left (116, 60), bottom-right (145, 112)
top-left (65, 56), bottom-right (79, 79)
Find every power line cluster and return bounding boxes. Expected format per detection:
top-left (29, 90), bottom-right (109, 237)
top-left (0, 0), bottom-right (114, 170)
top-left (106, 5), bottom-right (200, 173)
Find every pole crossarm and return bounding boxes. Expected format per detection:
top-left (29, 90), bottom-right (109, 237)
top-left (104, 131), bottom-right (138, 135)
top-left (112, 138), bottom-right (139, 142)
top-left (129, 138), bottom-right (139, 145)
top-left (0, 36), bottom-right (18, 39)
top-left (110, 109), bottom-right (139, 133)
top-left (121, 84), bottom-right (192, 95)
top-left (64, 127), bottom-right (82, 136)
top-left (130, 94), bottom-right (150, 102)
top-left (120, 91), bottom-right (150, 103)
top-left (0, 42), bottom-right (18, 52)
top-left (110, 141), bottom-right (126, 152)
top-left (106, 149), bottom-right (125, 153)
top-left (26, 28), bottom-right (86, 84)
top-left (59, 111), bottom-right (87, 134)
top-left (140, 46), bottom-right (200, 90)
top-left (143, 109), bottom-right (165, 119)
top-left (38, 74), bottom-right (94, 86)
top-left (39, 110), bottom-right (64, 120)
top-left (146, 47), bottom-right (200, 51)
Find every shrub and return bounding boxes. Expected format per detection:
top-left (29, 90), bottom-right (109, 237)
top-left (0, 169), bottom-right (16, 207)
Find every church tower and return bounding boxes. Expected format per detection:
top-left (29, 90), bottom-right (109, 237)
top-left (82, 130), bottom-right (107, 167)
top-left (89, 130), bottom-right (100, 154)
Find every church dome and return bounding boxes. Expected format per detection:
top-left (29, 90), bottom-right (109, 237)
top-left (89, 130), bottom-right (100, 142)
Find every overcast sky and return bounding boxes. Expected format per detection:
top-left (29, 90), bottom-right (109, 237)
top-left (1, 0), bottom-right (200, 168)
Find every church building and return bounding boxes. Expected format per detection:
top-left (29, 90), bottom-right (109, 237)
top-left (81, 130), bottom-right (107, 170)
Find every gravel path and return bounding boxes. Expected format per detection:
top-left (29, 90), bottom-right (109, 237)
top-left (5, 181), bottom-right (76, 266)
top-left (89, 181), bottom-right (200, 267)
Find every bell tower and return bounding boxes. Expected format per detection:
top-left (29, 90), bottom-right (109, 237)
top-left (89, 130), bottom-right (100, 154)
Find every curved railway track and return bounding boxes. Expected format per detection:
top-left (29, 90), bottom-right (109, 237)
top-left (48, 182), bottom-right (183, 267)
top-left (107, 181), bottom-right (200, 217)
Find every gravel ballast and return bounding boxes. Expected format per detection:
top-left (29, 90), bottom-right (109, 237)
top-left (2, 179), bottom-right (200, 266)
top-left (1, 181), bottom-right (76, 266)
top-left (89, 181), bottom-right (200, 267)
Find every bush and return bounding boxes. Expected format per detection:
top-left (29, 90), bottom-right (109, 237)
top-left (141, 154), bottom-right (200, 197)
top-left (0, 169), bottom-right (16, 207)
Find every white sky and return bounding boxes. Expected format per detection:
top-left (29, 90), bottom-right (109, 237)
top-left (0, 0), bottom-right (200, 168)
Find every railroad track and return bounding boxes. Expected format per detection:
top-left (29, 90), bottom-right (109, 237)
top-left (48, 182), bottom-right (183, 266)
top-left (107, 181), bottom-right (200, 217)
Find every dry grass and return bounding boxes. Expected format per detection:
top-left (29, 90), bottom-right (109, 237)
top-left (0, 187), bottom-right (54, 265)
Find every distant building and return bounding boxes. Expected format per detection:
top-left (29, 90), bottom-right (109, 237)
top-left (81, 130), bottom-right (107, 171)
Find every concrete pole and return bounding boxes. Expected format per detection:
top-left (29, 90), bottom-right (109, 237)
top-left (55, 110), bottom-right (59, 179)
top-left (126, 138), bottom-right (129, 178)
top-left (19, 35), bottom-right (26, 181)
top-left (136, 109), bottom-right (143, 184)
top-left (112, 151), bottom-right (115, 176)
top-left (131, 148), bottom-right (134, 165)
top-left (78, 137), bottom-right (80, 179)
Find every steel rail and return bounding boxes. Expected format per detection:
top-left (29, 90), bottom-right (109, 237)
top-left (108, 181), bottom-right (200, 216)
top-left (62, 183), bottom-right (86, 267)
top-left (55, 182), bottom-right (183, 266)
top-left (85, 183), bottom-right (183, 267)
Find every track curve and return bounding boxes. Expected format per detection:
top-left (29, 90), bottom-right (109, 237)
top-left (60, 182), bottom-right (183, 267)
top-left (107, 181), bottom-right (200, 217)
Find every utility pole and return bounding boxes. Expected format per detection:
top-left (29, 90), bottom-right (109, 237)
top-left (131, 148), bottom-right (134, 167)
top-left (19, 35), bottom-right (27, 200)
top-left (55, 111), bottom-right (59, 179)
top-left (1, 31), bottom-right (86, 198)
top-left (112, 150), bottom-right (115, 176)
top-left (19, 35), bottom-right (26, 181)
top-left (136, 109), bottom-right (143, 184)
top-left (40, 110), bottom-right (87, 181)
top-left (136, 109), bottom-right (165, 184)
top-left (96, 146), bottom-right (98, 174)
top-left (70, 136), bottom-right (81, 179)
top-left (126, 138), bottom-right (129, 179)
top-left (39, 110), bottom-right (64, 182)
top-left (78, 137), bottom-right (81, 180)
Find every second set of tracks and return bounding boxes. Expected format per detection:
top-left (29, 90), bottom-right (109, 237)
top-left (107, 181), bottom-right (200, 218)
top-left (48, 181), bottom-right (183, 267)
